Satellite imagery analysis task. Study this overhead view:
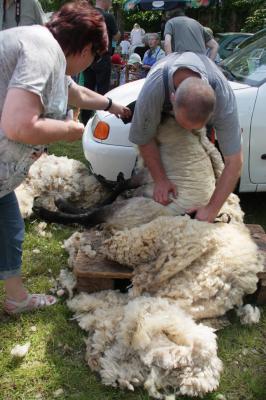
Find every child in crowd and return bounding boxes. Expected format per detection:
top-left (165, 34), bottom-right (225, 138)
top-left (111, 53), bottom-right (126, 87)
top-left (126, 52), bottom-right (142, 82)
top-left (120, 34), bottom-right (130, 60)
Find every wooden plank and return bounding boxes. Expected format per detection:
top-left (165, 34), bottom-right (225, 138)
top-left (74, 229), bottom-right (133, 293)
top-left (74, 249), bottom-right (133, 279)
top-left (76, 276), bottom-right (115, 293)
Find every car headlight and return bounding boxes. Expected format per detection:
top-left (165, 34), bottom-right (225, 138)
top-left (91, 114), bottom-right (110, 140)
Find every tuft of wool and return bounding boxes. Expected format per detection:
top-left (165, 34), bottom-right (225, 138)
top-left (63, 230), bottom-right (101, 269)
top-left (58, 269), bottom-right (77, 299)
top-left (236, 304), bottom-right (261, 325)
top-left (164, 395), bottom-right (175, 400)
top-left (68, 294), bottom-right (223, 398)
top-left (64, 232), bottom-right (83, 268)
top-left (10, 342), bottom-right (30, 358)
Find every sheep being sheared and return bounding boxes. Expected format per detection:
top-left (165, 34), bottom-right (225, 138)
top-left (34, 116), bottom-right (243, 229)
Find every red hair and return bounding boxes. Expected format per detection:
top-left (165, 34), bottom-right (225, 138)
top-left (46, 1), bottom-right (108, 56)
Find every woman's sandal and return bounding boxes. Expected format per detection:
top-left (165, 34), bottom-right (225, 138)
top-left (4, 294), bottom-right (57, 315)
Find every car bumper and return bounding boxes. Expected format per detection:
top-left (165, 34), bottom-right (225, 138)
top-left (82, 119), bottom-right (137, 182)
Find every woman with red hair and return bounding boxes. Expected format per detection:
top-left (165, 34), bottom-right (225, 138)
top-left (0, 1), bottom-right (131, 315)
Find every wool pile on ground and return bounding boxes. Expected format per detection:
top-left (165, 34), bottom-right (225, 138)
top-left (68, 293), bottom-right (223, 399)
top-left (15, 153), bottom-right (108, 218)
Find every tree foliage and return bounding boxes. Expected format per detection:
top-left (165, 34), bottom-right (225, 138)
top-left (220, 0), bottom-right (265, 31)
top-left (244, 8), bottom-right (266, 32)
top-left (39, 0), bottom-right (266, 32)
top-left (39, 0), bottom-right (67, 11)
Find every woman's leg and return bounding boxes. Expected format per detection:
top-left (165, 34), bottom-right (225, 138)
top-left (0, 192), bottom-right (55, 313)
top-left (0, 191), bottom-right (26, 299)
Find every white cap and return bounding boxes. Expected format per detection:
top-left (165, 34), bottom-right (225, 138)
top-left (128, 53), bottom-right (142, 65)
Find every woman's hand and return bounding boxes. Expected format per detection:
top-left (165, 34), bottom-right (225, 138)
top-left (65, 120), bottom-right (85, 142)
top-left (109, 102), bottom-right (132, 119)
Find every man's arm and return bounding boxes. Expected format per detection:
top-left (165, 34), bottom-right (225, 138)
top-left (164, 33), bottom-right (172, 55)
top-left (206, 38), bottom-right (219, 61)
top-left (139, 140), bottom-right (177, 205)
top-left (191, 149), bottom-right (243, 222)
top-left (106, 13), bottom-right (120, 42)
top-left (68, 80), bottom-right (131, 118)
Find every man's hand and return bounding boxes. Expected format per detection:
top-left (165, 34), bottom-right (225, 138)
top-left (65, 120), bottom-right (85, 142)
top-left (109, 102), bottom-right (132, 119)
top-left (186, 205), bottom-right (218, 223)
top-left (153, 178), bottom-right (177, 205)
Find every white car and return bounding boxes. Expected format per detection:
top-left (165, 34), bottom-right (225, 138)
top-left (83, 34), bottom-right (266, 192)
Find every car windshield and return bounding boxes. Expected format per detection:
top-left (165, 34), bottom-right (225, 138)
top-left (238, 28), bottom-right (266, 50)
top-left (222, 35), bottom-right (266, 86)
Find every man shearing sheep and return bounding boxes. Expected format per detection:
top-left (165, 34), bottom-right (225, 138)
top-left (129, 52), bottom-right (243, 223)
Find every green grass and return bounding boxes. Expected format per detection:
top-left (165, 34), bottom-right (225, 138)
top-left (49, 140), bottom-right (86, 163)
top-left (0, 142), bottom-right (266, 400)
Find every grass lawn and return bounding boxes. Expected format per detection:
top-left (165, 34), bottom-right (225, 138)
top-left (0, 140), bottom-right (265, 400)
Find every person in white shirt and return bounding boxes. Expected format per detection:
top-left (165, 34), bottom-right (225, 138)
top-left (120, 33), bottom-right (130, 60)
top-left (130, 23), bottom-right (145, 47)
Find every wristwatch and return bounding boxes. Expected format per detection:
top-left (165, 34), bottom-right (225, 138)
top-left (104, 97), bottom-right (112, 111)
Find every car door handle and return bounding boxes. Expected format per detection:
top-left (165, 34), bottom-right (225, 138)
top-left (261, 154), bottom-right (266, 160)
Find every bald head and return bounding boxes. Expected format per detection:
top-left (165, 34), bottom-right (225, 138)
top-left (173, 77), bottom-right (216, 130)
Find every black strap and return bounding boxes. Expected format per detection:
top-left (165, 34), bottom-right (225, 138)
top-left (196, 53), bottom-right (217, 89)
top-left (3, 0), bottom-right (6, 22)
top-left (15, 0), bottom-right (21, 26)
top-left (162, 54), bottom-right (179, 113)
top-left (3, 0), bottom-right (21, 26)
